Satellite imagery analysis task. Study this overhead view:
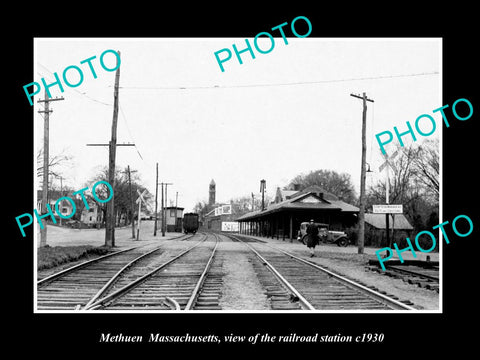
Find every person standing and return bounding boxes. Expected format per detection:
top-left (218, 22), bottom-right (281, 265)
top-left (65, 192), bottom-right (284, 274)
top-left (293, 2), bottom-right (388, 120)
top-left (305, 219), bottom-right (320, 257)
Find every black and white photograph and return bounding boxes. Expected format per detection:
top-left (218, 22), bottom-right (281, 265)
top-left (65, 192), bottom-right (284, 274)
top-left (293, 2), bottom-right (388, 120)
top-left (7, 7), bottom-right (479, 354)
top-left (32, 37), bottom-right (442, 313)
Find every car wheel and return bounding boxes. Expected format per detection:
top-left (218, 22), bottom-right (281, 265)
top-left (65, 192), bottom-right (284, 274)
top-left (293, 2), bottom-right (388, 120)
top-left (337, 237), bottom-right (348, 247)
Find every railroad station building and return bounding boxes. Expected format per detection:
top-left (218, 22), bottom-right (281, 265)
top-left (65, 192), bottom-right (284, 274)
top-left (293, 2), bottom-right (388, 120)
top-left (236, 185), bottom-right (359, 241)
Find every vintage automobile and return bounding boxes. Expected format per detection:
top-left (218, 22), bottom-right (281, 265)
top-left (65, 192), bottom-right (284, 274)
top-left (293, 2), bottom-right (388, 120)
top-left (297, 222), bottom-right (349, 247)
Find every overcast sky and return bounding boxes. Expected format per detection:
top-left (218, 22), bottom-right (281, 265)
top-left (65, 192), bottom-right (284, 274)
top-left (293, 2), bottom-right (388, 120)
top-left (34, 38), bottom-right (441, 211)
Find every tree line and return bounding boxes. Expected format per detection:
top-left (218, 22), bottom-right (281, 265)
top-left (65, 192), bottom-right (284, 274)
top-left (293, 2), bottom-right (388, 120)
top-left (37, 155), bottom-right (152, 227)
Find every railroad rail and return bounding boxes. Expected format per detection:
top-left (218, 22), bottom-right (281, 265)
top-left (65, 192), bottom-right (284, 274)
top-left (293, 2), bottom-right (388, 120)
top-left (373, 263), bottom-right (439, 292)
top-left (84, 233), bottom-right (220, 310)
top-left (228, 234), bottom-right (415, 311)
top-left (36, 234), bottom-right (193, 310)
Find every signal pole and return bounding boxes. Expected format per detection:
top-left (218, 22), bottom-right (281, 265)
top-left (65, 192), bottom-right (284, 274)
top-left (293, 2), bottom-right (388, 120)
top-left (350, 92), bottom-right (374, 254)
top-left (37, 90), bottom-right (64, 247)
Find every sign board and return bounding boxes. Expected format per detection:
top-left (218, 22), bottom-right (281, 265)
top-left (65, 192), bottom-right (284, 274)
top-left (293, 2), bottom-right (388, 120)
top-left (222, 221), bottom-right (239, 232)
top-left (135, 189), bottom-right (147, 204)
top-left (379, 150), bottom-right (399, 172)
top-left (222, 204), bottom-right (232, 215)
top-left (372, 204), bottom-right (403, 214)
top-left (214, 204), bottom-right (232, 216)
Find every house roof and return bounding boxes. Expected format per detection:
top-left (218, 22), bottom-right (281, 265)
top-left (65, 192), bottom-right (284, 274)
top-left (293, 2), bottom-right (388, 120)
top-left (279, 189), bottom-right (297, 200)
top-left (289, 185), bottom-right (339, 201)
top-left (236, 191), bottom-right (358, 221)
top-left (364, 213), bottom-right (413, 230)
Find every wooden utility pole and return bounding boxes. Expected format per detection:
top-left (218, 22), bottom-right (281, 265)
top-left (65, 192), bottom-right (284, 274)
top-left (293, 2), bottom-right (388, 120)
top-left (37, 90), bottom-right (64, 247)
top-left (158, 182), bottom-right (173, 236)
top-left (137, 191), bottom-right (142, 240)
top-left (175, 191), bottom-right (179, 231)
top-left (123, 166), bottom-right (137, 239)
top-left (350, 92), bottom-right (374, 254)
top-left (154, 163), bottom-right (159, 236)
top-left (104, 51), bottom-right (121, 248)
top-left (58, 175), bottom-right (64, 226)
top-left (161, 183), bottom-right (164, 236)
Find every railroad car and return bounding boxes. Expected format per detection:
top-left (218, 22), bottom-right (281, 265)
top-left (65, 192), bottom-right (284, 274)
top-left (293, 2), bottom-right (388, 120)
top-left (183, 213), bottom-right (199, 234)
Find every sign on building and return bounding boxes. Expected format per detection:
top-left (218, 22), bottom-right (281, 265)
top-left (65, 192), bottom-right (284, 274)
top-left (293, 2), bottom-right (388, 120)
top-left (222, 221), bottom-right (239, 232)
top-left (214, 204), bottom-right (232, 216)
top-left (222, 204), bottom-right (232, 215)
top-left (372, 204), bottom-right (403, 214)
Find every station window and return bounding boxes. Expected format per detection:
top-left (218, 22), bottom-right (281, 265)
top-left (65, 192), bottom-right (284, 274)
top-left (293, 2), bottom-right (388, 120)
top-left (170, 209), bottom-right (176, 217)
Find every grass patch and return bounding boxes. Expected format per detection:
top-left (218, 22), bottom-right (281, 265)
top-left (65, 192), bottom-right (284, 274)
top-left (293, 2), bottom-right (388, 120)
top-left (37, 245), bottom-right (110, 270)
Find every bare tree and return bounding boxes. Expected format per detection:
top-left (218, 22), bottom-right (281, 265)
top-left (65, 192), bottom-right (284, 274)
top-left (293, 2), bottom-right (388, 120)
top-left (36, 148), bottom-right (74, 180)
top-left (85, 166), bottom-right (151, 226)
top-left (410, 138), bottom-right (439, 202)
top-left (366, 141), bottom-right (439, 231)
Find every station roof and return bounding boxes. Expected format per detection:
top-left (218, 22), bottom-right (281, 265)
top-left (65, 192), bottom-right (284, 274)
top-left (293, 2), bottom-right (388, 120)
top-left (236, 191), bottom-right (359, 222)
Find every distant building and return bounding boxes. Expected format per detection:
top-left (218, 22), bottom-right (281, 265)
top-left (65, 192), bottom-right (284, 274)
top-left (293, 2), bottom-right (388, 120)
top-left (80, 204), bottom-right (104, 227)
top-left (204, 203), bottom-right (235, 231)
top-left (36, 190), bottom-right (75, 220)
top-left (272, 186), bottom-right (299, 204)
top-left (364, 213), bottom-right (414, 247)
top-left (209, 179), bottom-right (216, 206)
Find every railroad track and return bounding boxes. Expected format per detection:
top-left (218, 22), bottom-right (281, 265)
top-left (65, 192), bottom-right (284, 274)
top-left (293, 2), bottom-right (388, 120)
top-left (85, 233), bottom-right (221, 310)
top-left (228, 234), bottom-right (415, 311)
top-left (380, 264), bottom-right (439, 292)
top-left (36, 234), bottom-right (193, 310)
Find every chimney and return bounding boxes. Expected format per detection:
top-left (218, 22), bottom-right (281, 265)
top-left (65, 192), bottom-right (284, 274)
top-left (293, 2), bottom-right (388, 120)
top-left (293, 183), bottom-right (300, 191)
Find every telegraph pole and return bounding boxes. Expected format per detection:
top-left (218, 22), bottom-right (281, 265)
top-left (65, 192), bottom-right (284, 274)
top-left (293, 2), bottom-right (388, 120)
top-left (175, 191), bottom-right (179, 231)
top-left (158, 182), bottom-right (173, 236)
top-left (86, 51), bottom-right (137, 246)
top-left (161, 183), bottom-right (164, 236)
top-left (154, 163), bottom-right (159, 236)
top-left (104, 51), bottom-right (121, 247)
top-left (350, 92), bottom-right (374, 254)
top-left (58, 175), bottom-right (64, 226)
top-left (123, 166), bottom-right (137, 239)
top-left (37, 90), bottom-right (64, 247)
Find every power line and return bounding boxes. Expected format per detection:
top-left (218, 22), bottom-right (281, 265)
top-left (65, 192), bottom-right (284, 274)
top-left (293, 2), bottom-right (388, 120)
top-left (37, 63), bottom-right (112, 106)
top-left (117, 71), bottom-right (439, 91)
top-left (119, 105), bottom-right (143, 160)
